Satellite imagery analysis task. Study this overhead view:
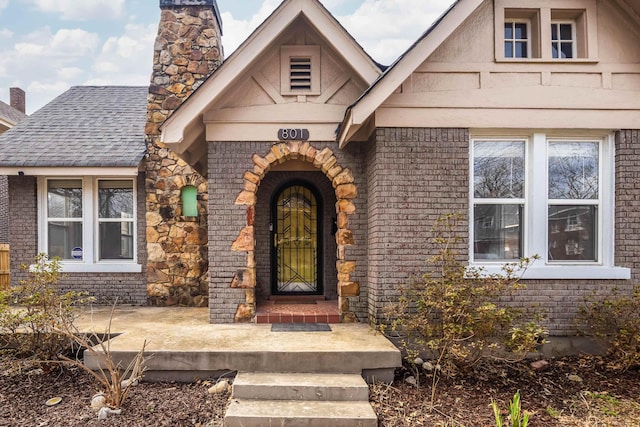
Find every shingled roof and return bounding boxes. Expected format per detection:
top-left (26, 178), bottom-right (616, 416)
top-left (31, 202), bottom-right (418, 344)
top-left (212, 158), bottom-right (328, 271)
top-left (0, 86), bottom-right (148, 168)
top-left (0, 100), bottom-right (27, 126)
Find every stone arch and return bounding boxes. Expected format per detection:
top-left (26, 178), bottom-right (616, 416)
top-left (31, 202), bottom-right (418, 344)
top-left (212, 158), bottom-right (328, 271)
top-left (230, 141), bottom-right (359, 323)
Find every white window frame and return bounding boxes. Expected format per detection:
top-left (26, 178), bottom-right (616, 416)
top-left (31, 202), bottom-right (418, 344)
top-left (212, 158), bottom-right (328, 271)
top-left (494, 0), bottom-right (598, 62)
top-left (504, 19), bottom-right (531, 59)
top-left (38, 176), bottom-right (141, 273)
top-left (470, 132), bottom-right (630, 280)
top-left (550, 20), bottom-right (576, 59)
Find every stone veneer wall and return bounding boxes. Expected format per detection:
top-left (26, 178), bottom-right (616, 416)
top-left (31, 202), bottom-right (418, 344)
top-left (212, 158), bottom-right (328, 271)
top-left (0, 175), bottom-right (8, 243)
top-left (367, 127), bottom-right (638, 336)
top-left (208, 141), bottom-right (368, 323)
top-left (144, 3), bottom-right (222, 306)
top-left (8, 176), bottom-right (147, 304)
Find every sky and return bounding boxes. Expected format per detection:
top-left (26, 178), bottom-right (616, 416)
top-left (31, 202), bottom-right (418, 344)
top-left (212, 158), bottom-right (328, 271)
top-left (0, 0), bottom-right (454, 114)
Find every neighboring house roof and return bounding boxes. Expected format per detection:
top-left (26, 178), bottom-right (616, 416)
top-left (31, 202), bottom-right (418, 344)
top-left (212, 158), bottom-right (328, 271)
top-left (0, 100), bottom-right (27, 129)
top-left (160, 0), bottom-right (382, 154)
top-left (0, 86), bottom-right (147, 170)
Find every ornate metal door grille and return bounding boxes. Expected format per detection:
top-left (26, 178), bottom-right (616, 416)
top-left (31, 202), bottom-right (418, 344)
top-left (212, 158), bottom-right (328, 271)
top-left (272, 184), bottom-right (320, 294)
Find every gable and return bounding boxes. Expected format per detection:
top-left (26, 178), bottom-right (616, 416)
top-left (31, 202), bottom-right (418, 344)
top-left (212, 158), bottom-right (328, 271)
top-left (204, 15), bottom-right (372, 142)
top-left (161, 0), bottom-right (381, 167)
top-left (340, 0), bottom-right (640, 145)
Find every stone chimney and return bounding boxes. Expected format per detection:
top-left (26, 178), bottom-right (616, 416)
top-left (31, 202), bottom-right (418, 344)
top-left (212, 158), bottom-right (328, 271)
top-left (144, 0), bottom-right (223, 307)
top-left (9, 87), bottom-right (25, 114)
top-left (146, 0), bottom-right (223, 136)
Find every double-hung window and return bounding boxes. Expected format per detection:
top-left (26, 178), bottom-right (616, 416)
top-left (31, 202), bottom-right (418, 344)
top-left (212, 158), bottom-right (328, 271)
top-left (471, 134), bottom-right (628, 279)
top-left (547, 141), bottom-right (598, 262)
top-left (39, 177), bottom-right (140, 272)
top-left (47, 179), bottom-right (83, 260)
top-left (472, 141), bottom-right (525, 260)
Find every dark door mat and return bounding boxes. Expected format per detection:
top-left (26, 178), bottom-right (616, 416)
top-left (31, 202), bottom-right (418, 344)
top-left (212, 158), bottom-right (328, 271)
top-left (274, 300), bottom-right (317, 305)
top-left (271, 323), bottom-right (332, 332)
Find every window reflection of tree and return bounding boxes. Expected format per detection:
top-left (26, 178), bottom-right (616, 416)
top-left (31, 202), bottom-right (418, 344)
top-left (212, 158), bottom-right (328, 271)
top-left (474, 142), bottom-right (524, 199)
top-left (548, 142), bottom-right (598, 200)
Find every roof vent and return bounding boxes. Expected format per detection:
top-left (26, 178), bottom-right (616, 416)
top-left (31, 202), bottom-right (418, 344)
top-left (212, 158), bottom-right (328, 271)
top-left (280, 46), bottom-right (320, 96)
top-left (289, 57), bottom-right (312, 91)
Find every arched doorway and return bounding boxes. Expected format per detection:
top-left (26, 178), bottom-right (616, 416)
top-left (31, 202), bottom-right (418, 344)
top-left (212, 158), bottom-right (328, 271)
top-left (271, 181), bottom-right (323, 296)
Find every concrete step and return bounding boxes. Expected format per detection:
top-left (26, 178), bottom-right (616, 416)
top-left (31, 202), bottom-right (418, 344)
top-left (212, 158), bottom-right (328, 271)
top-left (232, 372), bottom-right (370, 401)
top-left (224, 399), bottom-right (378, 427)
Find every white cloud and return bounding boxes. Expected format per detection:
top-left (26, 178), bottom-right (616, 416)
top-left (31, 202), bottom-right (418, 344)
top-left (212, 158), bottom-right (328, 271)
top-left (0, 0), bottom-right (8, 10)
top-left (57, 67), bottom-right (84, 80)
top-left (25, 0), bottom-right (124, 20)
top-left (336, 0), bottom-right (455, 64)
top-left (89, 22), bottom-right (156, 85)
top-left (0, 28), bottom-right (13, 39)
top-left (220, 0), bottom-right (283, 56)
top-left (220, 0), bottom-right (453, 65)
top-left (50, 29), bottom-right (101, 56)
top-left (0, 27), bottom-right (100, 112)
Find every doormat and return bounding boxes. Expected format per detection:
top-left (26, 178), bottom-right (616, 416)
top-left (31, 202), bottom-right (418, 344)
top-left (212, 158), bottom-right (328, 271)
top-left (273, 300), bottom-right (317, 305)
top-left (271, 323), bottom-right (331, 332)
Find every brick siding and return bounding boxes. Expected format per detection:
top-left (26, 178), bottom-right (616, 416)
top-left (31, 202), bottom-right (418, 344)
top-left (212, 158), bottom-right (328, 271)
top-left (0, 175), bottom-right (7, 243)
top-left (8, 175), bottom-right (147, 305)
top-left (207, 141), bottom-right (368, 323)
top-left (366, 128), bottom-right (470, 324)
top-left (366, 128), bottom-right (639, 336)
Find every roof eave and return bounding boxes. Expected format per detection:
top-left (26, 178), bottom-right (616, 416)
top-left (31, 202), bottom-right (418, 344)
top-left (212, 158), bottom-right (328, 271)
top-left (338, 0), bottom-right (485, 147)
top-left (161, 0), bottom-right (382, 153)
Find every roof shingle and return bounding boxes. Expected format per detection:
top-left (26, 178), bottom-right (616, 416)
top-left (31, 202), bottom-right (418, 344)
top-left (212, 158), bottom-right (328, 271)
top-left (0, 100), bottom-right (27, 126)
top-left (0, 86), bottom-right (148, 168)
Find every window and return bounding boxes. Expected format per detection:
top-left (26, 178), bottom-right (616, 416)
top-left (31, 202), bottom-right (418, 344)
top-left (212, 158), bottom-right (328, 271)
top-left (551, 22), bottom-right (575, 59)
top-left (39, 177), bottom-right (140, 272)
top-left (471, 133), bottom-right (628, 279)
top-left (472, 141), bottom-right (525, 260)
top-left (47, 179), bottom-right (83, 260)
top-left (495, 2), bottom-right (597, 61)
top-left (547, 141), bottom-right (598, 261)
top-left (280, 45), bottom-right (320, 96)
top-left (98, 180), bottom-right (134, 260)
top-left (504, 21), bottom-right (529, 58)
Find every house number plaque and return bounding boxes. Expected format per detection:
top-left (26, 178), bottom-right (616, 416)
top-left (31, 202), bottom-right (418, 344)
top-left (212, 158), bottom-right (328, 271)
top-left (278, 128), bottom-right (310, 141)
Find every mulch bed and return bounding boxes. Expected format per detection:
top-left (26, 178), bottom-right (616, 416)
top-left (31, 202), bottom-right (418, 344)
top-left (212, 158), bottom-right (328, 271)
top-left (1, 355), bottom-right (639, 426)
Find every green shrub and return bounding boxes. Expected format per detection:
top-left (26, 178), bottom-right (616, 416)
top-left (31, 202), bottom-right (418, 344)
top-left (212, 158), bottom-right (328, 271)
top-left (578, 285), bottom-right (640, 371)
top-left (0, 253), bottom-right (91, 360)
top-left (382, 213), bottom-right (547, 377)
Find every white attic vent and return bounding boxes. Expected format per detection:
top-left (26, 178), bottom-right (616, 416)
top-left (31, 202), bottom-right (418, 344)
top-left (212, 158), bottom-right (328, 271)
top-left (290, 57), bottom-right (312, 91)
top-left (281, 45), bottom-right (320, 96)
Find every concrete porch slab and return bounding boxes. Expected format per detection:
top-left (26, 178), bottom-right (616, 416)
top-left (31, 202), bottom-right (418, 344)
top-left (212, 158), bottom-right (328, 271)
top-left (75, 306), bottom-right (401, 382)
